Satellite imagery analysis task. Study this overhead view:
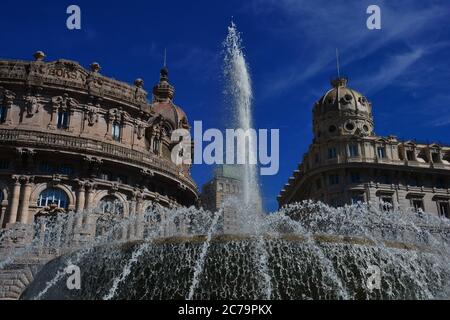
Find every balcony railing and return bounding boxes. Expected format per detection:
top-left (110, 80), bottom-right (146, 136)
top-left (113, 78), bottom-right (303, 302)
top-left (0, 128), bottom-right (197, 192)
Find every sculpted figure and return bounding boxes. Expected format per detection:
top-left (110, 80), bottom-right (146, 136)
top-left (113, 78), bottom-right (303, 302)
top-left (135, 121), bottom-right (146, 140)
top-left (25, 95), bottom-right (42, 117)
top-left (86, 105), bottom-right (99, 126)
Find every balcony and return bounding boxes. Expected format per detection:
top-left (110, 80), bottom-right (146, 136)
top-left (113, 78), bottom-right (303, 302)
top-left (0, 128), bottom-right (197, 192)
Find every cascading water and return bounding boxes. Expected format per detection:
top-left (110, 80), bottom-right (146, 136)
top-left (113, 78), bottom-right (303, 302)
top-left (11, 201), bottom-right (450, 300)
top-left (223, 22), bottom-right (272, 297)
top-left (223, 22), bottom-right (262, 211)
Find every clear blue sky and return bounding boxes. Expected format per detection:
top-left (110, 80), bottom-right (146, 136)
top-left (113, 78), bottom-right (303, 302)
top-left (1, 0), bottom-right (449, 212)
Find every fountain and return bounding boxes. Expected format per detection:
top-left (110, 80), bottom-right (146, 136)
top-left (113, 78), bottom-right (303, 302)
top-left (223, 22), bottom-right (262, 212)
top-left (11, 202), bottom-right (450, 300)
top-left (2, 23), bottom-right (450, 300)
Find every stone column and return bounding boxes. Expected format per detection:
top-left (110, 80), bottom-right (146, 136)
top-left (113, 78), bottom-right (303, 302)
top-left (76, 182), bottom-right (86, 212)
top-left (128, 197), bottom-right (137, 241)
top-left (74, 181), bottom-right (86, 231)
top-left (84, 183), bottom-right (95, 210)
top-left (135, 195), bottom-right (144, 239)
top-left (18, 176), bottom-right (33, 224)
top-left (2, 89), bottom-right (15, 126)
top-left (83, 183), bottom-right (95, 237)
top-left (7, 176), bottom-right (21, 224)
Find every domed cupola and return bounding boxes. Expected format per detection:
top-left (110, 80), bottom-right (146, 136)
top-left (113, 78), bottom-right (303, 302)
top-left (313, 77), bottom-right (374, 142)
top-left (153, 67), bottom-right (175, 102)
top-left (151, 67), bottom-right (190, 130)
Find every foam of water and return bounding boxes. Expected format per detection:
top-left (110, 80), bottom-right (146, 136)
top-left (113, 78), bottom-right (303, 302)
top-left (187, 210), bottom-right (222, 300)
top-left (10, 201), bottom-right (450, 300)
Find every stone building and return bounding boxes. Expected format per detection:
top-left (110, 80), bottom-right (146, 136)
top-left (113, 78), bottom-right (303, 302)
top-left (201, 165), bottom-right (243, 233)
top-left (0, 51), bottom-right (199, 241)
top-left (278, 77), bottom-right (450, 217)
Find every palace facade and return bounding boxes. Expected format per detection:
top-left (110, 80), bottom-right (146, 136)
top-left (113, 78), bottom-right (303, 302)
top-left (0, 51), bottom-right (198, 242)
top-left (278, 78), bottom-right (450, 217)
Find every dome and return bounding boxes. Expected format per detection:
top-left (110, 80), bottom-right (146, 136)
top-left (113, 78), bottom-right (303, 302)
top-left (151, 66), bottom-right (189, 130)
top-left (315, 78), bottom-right (372, 116)
top-left (313, 78), bottom-right (374, 140)
top-left (152, 102), bottom-right (189, 130)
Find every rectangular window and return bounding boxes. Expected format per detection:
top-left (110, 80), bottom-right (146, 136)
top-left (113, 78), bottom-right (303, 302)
top-left (57, 110), bottom-right (69, 129)
top-left (406, 150), bottom-right (415, 161)
top-left (437, 178), bottom-right (446, 189)
top-left (116, 175), bottom-right (128, 184)
top-left (348, 144), bottom-right (359, 157)
top-left (59, 165), bottom-right (74, 176)
top-left (412, 199), bottom-right (424, 212)
top-left (316, 179), bottom-right (322, 190)
top-left (328, 147), bottom-right (337, 159)
top-left (350, 172), bottom-right (361, 183)
top-left (112, 122), bottom-right (121, 141)
top-left (0, 159), bottom-right (9, 170)
top-left (351, 194), bottom-right (365, 204)
top-left (314, 153), bottom-right (320, 163)
top-left (99, 172), bottom-right (110, 181)
top-left (39, 162), bottom-right (55, 174)
top-left (438, 202), bottom-right (450, 218)
top-left (329, 174), bottom-right (339, 185)
top-left (432, 152), bottom-right (440, 163)
top-left (380, 196), bottom-right (393, 211)
top-left (0, 106), bottom-right (6, 123)
top-left (409, 175), bottom-right (419, 187)
top-left (377, 147), bottom-right (386, 159)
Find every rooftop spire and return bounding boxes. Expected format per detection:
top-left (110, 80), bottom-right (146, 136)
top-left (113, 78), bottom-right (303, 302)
top-left (153, 63), bottom-right (174, 102)
top-left (331, 48), bottom-right (347, 87)
top-left (336, 48), bottom-right (341, 79)
top-left (163, 48), bottom-right (167, 68)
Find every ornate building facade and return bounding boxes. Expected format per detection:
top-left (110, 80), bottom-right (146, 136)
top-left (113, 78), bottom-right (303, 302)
top-left (278, 78), bottom-right (450, 217)
top-left (0, 51), bottom-right (198, 242)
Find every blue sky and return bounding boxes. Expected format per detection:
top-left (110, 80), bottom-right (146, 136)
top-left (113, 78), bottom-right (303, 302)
top-left (1, 0), bottom-right (449, 212)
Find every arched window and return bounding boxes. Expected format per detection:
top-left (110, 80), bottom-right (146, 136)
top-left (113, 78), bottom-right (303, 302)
top-left (112, 122), bottom-right (121, 141)
top-left (37, 188), bottom-right (69, 209)
top-left (99, 196), bottom-right (123, 215)
top-left (143, 203), bottom-right (162, 238)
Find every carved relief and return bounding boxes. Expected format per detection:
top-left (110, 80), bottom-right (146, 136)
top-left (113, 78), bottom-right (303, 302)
top-left (135, 120), bottom-right (147, 140)
top-left (85, 103), bottom-right (99, 126)
top-left (51, 95), bottom-right (79, 111)
top-left (107, 108), bottom-right (122, 123)
top-left (0, 88), bottom-right (16, 107)
top-left (85, 63), bottom-right (103, 95)
top-left (134, 79), bottom-right (147, 104)
top-left (24, 95), bottom-right (43, 117)
top-left (107, 108), bottom-right (131, 124)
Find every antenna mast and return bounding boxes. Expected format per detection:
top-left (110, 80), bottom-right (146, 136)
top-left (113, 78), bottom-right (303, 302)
top-left (336, 48), bottom-right (341, 78)
top-left (164, 48), bottom-right (167, 68)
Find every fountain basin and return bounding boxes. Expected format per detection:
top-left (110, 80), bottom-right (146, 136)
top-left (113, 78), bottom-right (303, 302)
top-left (21, 234), bottom-right (450, 300)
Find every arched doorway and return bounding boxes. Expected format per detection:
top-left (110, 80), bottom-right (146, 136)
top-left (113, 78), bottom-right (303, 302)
top-left (35, 188), bottom-right (70, 249)
top-left (143, 202), bottom-right (162, 239)
top-left (37, 188), bottom-right (69, 210)
top-left (95, 195), bottom-right (124, 239)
